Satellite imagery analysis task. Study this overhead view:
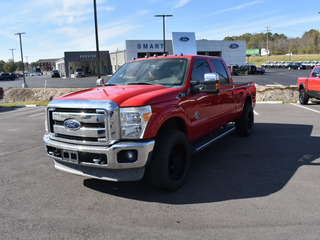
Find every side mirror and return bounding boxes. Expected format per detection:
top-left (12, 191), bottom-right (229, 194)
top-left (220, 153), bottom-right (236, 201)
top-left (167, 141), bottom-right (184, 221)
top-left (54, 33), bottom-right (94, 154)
top-left (96, 78), bottom-right (104, 87)
top-left (201, 73), bottom-right (220, 94)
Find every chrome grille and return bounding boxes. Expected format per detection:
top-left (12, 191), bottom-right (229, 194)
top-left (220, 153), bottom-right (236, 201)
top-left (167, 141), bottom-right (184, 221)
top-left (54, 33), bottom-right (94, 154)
top-left (46, 99), bottom-right (120, 146)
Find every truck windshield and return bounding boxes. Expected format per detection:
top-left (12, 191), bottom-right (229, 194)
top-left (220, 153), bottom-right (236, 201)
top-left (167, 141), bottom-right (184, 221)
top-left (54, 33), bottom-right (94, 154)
top-left (107, 58), bottom-right (189, 87)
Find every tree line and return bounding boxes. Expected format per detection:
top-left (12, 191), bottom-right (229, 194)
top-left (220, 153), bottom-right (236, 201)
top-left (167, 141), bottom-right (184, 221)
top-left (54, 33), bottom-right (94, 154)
top-left (223, 29), bottom-right (320, 55)
top-left (0, 60), bottom-right (39, 73)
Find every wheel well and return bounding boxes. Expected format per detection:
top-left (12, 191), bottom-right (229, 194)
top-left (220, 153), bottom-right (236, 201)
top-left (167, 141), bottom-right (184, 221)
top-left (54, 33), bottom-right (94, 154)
top-left (299, 84), bottom-right (304, 90)
top-left (158, 117), bottom-right (187, 136)
top-left (245, 96), bottom-right (252, 106)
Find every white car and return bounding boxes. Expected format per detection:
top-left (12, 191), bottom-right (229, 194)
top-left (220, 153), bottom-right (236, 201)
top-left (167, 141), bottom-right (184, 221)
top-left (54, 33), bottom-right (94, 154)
top-left (30, 72), bottom-right (42, 76)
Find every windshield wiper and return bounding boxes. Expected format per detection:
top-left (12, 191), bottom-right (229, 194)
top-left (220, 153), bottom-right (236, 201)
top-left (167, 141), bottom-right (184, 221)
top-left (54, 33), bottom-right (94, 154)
top-left (104, 83), bottom-right (118, 86)
top-left (127, 82), bottom-right (155, 85)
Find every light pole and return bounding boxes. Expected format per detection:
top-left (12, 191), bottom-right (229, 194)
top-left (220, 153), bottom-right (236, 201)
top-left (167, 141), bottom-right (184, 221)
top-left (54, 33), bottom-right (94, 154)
top-left (93, 0), bottom-right (101, 79)
top-left (9, 48), bottom-right (16, 62)
top-left (15, 32), bottom-right (27, 88)
top-left (154, 14), bottom-right (173, 54)
top-left (25, 56), bottom-right (29, 72)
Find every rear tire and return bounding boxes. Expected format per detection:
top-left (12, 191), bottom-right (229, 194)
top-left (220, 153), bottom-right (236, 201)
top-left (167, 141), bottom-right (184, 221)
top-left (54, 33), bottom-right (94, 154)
top-left (145, 130), bottom-right (190, 191)
top-left (235, 103), bottom-right (254, 137)
top-left (299, 88), bottom-right (309, 105)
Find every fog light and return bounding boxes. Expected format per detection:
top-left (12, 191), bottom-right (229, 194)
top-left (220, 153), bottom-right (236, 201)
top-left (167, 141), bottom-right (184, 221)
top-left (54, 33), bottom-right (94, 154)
top-left (126, 151), bottom-right (135, 160)
top-left (117, 150), bottom-right (138, 163)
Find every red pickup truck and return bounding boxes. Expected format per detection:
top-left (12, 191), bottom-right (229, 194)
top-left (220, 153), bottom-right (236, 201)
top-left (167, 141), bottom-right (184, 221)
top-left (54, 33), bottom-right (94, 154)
top-left (0, 87), bottom-right (3, 100)
top-left (43, 55), bottom-right (256, 191)
top-left (297, 66), bottom-right (320, 104)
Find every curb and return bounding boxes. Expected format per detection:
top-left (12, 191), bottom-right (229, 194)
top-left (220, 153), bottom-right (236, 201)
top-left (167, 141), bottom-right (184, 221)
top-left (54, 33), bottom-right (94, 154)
top-left (15, 105), bottom-right (38, 107)
top-left (256, 101), bottom-right (283, 104)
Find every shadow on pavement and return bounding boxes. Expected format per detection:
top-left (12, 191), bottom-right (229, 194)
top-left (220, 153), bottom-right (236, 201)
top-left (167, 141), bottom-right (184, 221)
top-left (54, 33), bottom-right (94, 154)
top-left (84, 123), bottom-right (320, 204)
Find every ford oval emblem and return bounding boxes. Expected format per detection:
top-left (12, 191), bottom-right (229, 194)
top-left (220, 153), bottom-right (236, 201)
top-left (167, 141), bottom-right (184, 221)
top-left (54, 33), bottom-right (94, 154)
top-left (179, 37), bottom-right (189, 42)
top-left (229, 43), bottom-right (239, 49)
top-left (64, 119), bottom-right (81, 131)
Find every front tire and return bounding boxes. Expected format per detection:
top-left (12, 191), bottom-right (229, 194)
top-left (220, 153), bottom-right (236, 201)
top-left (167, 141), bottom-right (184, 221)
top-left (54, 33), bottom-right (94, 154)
top-left (299, 88), bottom-right (309, 105)
top-left (146, 130), bottom-right (190, 191)
top-left (235, 103), bottom-right (254, 137)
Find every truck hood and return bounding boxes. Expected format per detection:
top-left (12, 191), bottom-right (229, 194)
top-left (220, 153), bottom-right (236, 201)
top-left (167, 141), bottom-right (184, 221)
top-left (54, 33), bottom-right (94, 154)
top-left (55, 85), bottom-right (181, 107)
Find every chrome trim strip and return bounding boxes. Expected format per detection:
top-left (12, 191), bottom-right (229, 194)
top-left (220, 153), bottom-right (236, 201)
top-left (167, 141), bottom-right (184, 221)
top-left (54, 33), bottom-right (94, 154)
top-left (52, 112), bottom-right (106, 123)
top-left (47, 99), bottom-right (119, 110)
top-left (195, 127), bottom-right (235, 152)
top-left (53, 125), bottom-right (106, 138)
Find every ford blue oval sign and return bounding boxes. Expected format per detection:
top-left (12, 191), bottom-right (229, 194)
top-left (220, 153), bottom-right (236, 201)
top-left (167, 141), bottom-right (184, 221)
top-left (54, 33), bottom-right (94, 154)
top-left (179, 37), bottom-right (190, 42)
top-left (229, 43), bottom-right (239, 49)
top-left (64, 119), bottom-right (81, 131)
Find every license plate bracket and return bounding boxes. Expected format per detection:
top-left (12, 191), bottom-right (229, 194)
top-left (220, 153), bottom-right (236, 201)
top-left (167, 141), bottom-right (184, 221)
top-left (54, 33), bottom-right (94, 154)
top-left (61, 150), bottom-right (79, 164)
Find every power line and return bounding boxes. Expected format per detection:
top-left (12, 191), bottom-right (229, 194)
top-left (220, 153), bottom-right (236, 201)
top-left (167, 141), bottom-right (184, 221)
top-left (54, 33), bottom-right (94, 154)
top-left (8, 48), bottom-right (16, 62)
top-left (265, 26), bottom-right (271, 61)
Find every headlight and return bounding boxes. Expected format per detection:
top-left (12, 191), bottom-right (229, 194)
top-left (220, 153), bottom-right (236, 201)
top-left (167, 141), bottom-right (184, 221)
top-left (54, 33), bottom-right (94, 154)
top-left (120, 105), bottom-right (152, 139)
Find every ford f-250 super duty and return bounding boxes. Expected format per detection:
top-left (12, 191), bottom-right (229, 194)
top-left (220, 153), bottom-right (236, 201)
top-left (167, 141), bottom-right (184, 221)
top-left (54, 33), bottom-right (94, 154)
top-left (43, 55), bottom-right (256, 191)
top-left (297, 66), bottom-right (320, 105)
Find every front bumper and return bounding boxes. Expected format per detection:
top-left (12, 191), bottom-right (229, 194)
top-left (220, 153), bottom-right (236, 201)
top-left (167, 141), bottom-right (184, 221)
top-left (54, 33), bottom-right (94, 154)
top-left (43, 133), bottom-right (155, 181)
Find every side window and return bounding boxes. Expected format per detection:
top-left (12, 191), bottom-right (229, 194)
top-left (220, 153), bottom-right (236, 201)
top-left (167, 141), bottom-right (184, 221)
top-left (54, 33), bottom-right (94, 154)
top-left (312, 68), bottom-right (320, 77)
top-left (210, 60), bottom-right (230, 85)
top-left (191, 59), bottom-right (211, 81)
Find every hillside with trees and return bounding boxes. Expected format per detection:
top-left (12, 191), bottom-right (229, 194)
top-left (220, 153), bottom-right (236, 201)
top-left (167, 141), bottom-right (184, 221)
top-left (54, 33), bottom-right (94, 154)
top-left (224, 29), bottom-right (320, 55)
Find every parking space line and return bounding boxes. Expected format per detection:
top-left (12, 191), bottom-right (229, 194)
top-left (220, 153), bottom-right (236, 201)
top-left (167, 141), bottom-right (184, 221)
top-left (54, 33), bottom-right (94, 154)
top-left (254, 111), bottom-right (259, 116)
top-left (257, 101), bottom-right (283, 104)
top-left (29, 112), bottom-right (44, 118)
top-left (265, 84), bottom-right (283, 87)
top-left (290, 103), bottom-right (320, 114)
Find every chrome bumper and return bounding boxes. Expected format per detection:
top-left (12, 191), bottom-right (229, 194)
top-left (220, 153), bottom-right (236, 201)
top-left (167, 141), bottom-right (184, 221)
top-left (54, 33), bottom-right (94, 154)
top-left (43, 133), bottom-right (155, 181)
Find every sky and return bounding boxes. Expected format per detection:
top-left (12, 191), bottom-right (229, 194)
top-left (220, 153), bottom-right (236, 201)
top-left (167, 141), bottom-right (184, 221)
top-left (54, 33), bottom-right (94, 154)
top-left (0, 0), bottom-right (319, 63)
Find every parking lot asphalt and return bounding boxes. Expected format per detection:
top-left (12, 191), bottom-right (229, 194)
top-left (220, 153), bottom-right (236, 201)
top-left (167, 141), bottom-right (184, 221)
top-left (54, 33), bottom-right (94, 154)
top-left (0, 103), bottom-right (319, 239)
top-left (0, 68), bottom-right (313, 88)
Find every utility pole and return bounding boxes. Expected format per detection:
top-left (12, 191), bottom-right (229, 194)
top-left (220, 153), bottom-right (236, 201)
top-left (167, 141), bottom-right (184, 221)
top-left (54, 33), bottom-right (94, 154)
top-left (15, 32), bottom-right (27, 88)
top-left (154, 15), bottom-right (173, 54)
top-left (9, 48), bottom-right (16, 62)
top-left (93, 0), bottom-right (101, 79)
top-left (25, 56), bottom-right (29, 72)
top-left (265, 26), bottom-right (271, 61)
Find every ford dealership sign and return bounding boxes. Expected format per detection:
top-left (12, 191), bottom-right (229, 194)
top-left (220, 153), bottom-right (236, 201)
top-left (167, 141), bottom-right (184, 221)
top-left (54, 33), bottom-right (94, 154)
top-left (229, 43), bottom-right (239, 49)
top-left (179, 37), bottom-right (190, 42)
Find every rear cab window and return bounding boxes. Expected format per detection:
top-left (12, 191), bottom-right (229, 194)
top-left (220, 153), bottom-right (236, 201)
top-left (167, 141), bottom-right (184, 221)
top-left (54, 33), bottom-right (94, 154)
top-left (311, 67), bottom-right (320, 78)
top-left (210, 59), bottom-right (230, 85)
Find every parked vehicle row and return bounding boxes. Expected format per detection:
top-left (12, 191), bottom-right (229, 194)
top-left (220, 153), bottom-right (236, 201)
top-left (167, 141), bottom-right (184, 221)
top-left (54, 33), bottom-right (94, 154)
top-left (228, 64), bottom-right (265, 75)
top-left (1, 70), bottom-right (62, 80)
top-left (262, 61), bottom-right (319, 69)
top-left (0, 72), bottom-right (20, 81)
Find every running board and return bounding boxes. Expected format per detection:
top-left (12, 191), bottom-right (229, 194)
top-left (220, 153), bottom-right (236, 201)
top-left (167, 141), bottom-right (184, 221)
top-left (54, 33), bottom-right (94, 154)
top-left (191, 126), bottom-right (235, 153)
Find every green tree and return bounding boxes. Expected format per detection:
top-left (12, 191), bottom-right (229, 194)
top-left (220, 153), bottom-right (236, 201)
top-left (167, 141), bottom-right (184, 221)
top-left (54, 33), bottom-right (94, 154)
top-left (16, 61), bottom-right (24, 71)
top-left (0, 60), bottom-right (5, 72)
top-left (288, 44), bottom-right (298, 54)
top-left (3, 61), bottom-right (18, 73)
top-left (30, 62), bottom-right (38, 69)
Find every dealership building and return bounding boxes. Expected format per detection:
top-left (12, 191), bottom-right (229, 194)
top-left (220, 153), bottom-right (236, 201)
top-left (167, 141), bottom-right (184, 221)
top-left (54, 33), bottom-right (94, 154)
top-left (124, 38), bottom-right (246, 66)
top-left (53, 51), bottom-right (112, 77)
top-left (40, 33), bottom-right (246, 77)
